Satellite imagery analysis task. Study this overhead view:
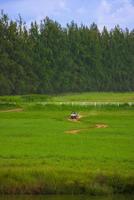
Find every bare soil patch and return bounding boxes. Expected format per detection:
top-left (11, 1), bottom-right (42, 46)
top-left (66, 123), bottom-right (108, 135)
top-left (65, 129), bottom-right (81, 134)
top-left (0, 108), bottom-right (23, 113)
top-left (95, 124), bottom-right (108, 128)
top-left (65, 127), bottom-right (89, 134)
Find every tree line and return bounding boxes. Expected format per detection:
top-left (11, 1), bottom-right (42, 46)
top-left (0, 11), bottom-right (134, 95)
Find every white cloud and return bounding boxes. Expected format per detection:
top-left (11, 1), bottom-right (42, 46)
top-left (100, 0), bottom-right (111, 13)
top-left (0, 0), bottom-right (68, 22)
top-left (97, 0), bottom-right (134, 30)
top-left (1, 0), bottom-right (134, 30)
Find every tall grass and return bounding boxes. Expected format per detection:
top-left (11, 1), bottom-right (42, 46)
top-left (0, 168), bottom-right (133, 194)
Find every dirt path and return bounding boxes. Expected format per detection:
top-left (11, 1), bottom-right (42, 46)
top-left (0, 108), bottom-right (23, 113)
top-left (65, 130), bottom-right (81, 134)
top-left (65, 123), bottom-right (108, 134)
top-left (95, 124), bottom-right (108, 128)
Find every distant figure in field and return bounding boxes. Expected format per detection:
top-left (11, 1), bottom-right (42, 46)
top-left (70, 112), bottom-right (79, 120)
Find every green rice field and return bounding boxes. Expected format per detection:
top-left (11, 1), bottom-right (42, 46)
top-left (0, 92), bottom-right (134, 103)
top-left (0, 93), bottom-right (134, 195)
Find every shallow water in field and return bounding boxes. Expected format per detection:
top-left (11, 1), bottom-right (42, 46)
top-left (0, 195), bottom-right (134, 200)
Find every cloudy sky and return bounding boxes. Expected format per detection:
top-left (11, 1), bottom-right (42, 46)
top-left (0, 0), bottom-right (134, 30)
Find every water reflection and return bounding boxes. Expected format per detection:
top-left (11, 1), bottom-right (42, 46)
top-left (0, 195), bottom-right (133, 200)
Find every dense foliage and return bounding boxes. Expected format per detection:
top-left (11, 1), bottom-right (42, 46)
top-left (0, 11), bottom-right (134, 95)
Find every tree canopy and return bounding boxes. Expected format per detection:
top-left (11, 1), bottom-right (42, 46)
top-left (0, 11), bottom-right (134, 95)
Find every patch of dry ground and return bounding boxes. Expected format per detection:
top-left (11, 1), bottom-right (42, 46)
top-left (0, 108), bottom-right (23, 113)
top-left (65, 129), bottom-right (81, 134)
top-left (95, 124), bottom-right (108, 128)
top-left (65, 124), bottom-right (108, 134)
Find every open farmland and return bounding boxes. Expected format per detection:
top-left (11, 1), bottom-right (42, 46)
top-left (0, 93), bottom-right (134, 194)
top-left (0, 92), bottom-right (134, 103)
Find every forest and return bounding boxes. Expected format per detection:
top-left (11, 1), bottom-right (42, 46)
top-left (0, 11), bottom-right (134, 95)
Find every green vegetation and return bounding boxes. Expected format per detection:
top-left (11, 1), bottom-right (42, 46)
top-left (0, 94), bottom-right (134, 194)
top-left (0, 92), bottom-right (134, 103)
top-left (51, 92), bottom-right (134, 102)
top-left (0, 11), bottom-right (134, 95)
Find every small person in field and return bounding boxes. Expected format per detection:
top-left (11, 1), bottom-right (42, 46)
top-left (70, 112), bottom-right (79, 120)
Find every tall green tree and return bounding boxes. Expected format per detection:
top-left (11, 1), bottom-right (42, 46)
top-left (0, 11), bottom-right (134, 95)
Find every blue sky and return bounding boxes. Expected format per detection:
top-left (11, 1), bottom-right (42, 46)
top-left (0, 0), bottom-right (134, 30)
